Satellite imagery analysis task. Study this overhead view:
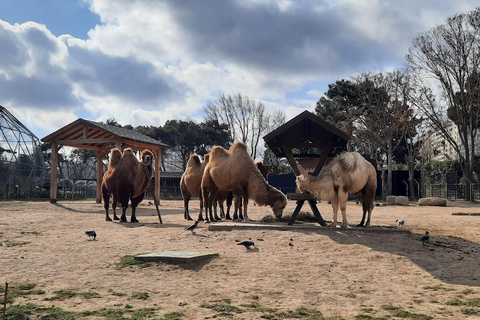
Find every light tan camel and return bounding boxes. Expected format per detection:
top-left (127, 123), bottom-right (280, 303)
top-left (180, 154), bottom-right (211, 221)
top-left (296, 152), bottom-right (377, 228)
top-left (102, 148), bottom-right (155, 223)
top-left (202, 142), bottom-right (287, 221)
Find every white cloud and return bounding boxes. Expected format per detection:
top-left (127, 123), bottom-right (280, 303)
top-left (1, 0), bottom-right (480, 140)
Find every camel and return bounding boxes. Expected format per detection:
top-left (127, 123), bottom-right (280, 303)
top-left (180, 154), bottom-right (210, 221)
top-left (202, 142), bottom-right (287, 221)
top-left (295, 152), bottom-right (377, 228)
top-left (102, 148), bottom-right (155, 223)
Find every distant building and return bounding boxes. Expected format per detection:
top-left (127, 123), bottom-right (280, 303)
top-left (419, 121), bottom-right (480, 162)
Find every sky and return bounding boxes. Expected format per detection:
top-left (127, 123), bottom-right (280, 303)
top-left (0, 0), bottom-right (479, 141)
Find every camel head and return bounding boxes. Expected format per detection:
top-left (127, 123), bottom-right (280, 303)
top-left (271, 195), bottom-right (287, 219)
top-left (295, 175), bottom-right (307, 192)
top-left (140, 149), bottom-right (154, 167)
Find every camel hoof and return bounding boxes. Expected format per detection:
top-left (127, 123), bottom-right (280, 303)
top-left (106, 217), bottom-right (112, 222)
top-left (120, 217), bottom-right (127, 223)
top-left (131, 219), bottom-right (139, 223)
top-left (198, 217), bottom-right (204, 221)
top-left (226, 215), bottom-right (232, 220)
top-left (114, 216), bottom-right (120, 221)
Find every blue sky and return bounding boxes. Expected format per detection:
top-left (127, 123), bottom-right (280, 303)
top-left (0, 0), bottom-right (479, 140)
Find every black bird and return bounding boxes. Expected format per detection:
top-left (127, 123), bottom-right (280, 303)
top-left (185, 221), bottom-right (199, 233)
top-left (395, 219), bottom-right (405, 227)
top-left (85, 230), bottom-right (96, 240)
top-left (420, 231), bottom-right (430, 246)
top-left (237, 240), bottom-right (255, 250)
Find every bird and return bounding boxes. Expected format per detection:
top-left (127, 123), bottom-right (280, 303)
top-left (395, 219), bottom-right (405, 227)
top-left (420, 231), bottom-right (430, 246)
top-left (85, 230), bottom-right (96, 240)
top-left (237, 240), bottom-right (255, 250)
top-left (185, 221), bottom-right (199, 233)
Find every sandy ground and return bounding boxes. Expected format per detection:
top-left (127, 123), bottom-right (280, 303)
top-left (1, 198), bottom-right (480, 319)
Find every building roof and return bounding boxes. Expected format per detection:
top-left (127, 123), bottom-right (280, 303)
top-left (263, 110), bottom-right (349, 158)
top-left (161, 172), bottom-right (184, 179)
top-left (41, 118), bottom-right (169, 151)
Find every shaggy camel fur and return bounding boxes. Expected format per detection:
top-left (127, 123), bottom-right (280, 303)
top-left (180, 154), bottom-right (210, 221)
top-left (101, 148), bottom-right (123, 221)
top-left (202, 142), bottom-right (287, 221)
top-left (102, 148), bottom-right (154, 223)
top-left (296, 152), bottom-right (377, 228)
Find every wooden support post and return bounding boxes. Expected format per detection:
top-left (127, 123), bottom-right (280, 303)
top-left (50, 143), bottom-right (59, 203)
top-left (95, 150), bottom-right (106, 204)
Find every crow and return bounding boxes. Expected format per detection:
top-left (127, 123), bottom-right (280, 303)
top-left (85, 230), bottom-right (96, 240)
top-left (237, 240), bottom-right (255, 250)
top-left (185, 221), bottom-right (199, 233)
top-left (395, 219), bottom-right (405, 227)
top-left (420, 231), bottom-right (430, 246)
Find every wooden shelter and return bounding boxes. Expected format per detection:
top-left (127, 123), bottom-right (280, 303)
top-left (41, 119), bottom-right (169, 204)
top-left (263, 110), bottom-right (349, 225)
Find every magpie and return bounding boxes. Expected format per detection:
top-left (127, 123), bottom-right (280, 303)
top-left (420, 231), bottom-right (430, 246)
top-left (185, 221), bottom-right (199, 233)
top-left (237, 240), bottom-right (255, 250)
top-left (85, 230), bottom-right (96, 240)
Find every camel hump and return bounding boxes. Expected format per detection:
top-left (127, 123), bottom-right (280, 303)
top-left (187, 154), bottom-right (201, 167)
top-left (203, 154), bottom-right (210, 163)
top-left (229, 142), bottom-right (247, 152)
top-left (108, 148), bottom-right (122, 167)
top-left (338, 152), bottom-right (361, 172)
top-left (210, 146), bottom-right (229, 159)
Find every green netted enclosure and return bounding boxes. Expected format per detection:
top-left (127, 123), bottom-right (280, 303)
top-left (0, 106), bottom-right (47, 199)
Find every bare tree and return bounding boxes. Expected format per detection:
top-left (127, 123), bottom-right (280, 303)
top-left (406, 7), bottom-right (480, 200)
top-left (204, 93), bottom-right (277, 159)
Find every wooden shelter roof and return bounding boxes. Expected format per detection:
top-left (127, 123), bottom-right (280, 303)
top-left (41, 118), bottom-right (169, 151)
top-left (263, 110), bottom-right (349, 158)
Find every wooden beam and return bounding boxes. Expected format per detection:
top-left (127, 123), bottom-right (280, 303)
top-left (312, 142), bottom-right (333, 176)
top-left (59, 139), bottom-right (114, 144)
top-left (153, 148), bottom-right (161, 202)
top-left (282, 143), bottom-right (301, 176)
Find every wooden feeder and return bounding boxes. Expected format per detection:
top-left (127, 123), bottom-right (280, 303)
top-left (263, 110), bottom-right (349, 225)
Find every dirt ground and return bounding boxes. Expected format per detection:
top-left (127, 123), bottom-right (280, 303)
top-left (1, 198), bottom-right (480, 319)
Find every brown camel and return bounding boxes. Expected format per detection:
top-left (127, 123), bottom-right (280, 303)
top-left (296, 152), bottom-right (377, 228)
top-left (180, 154), bottom-right (210, 221)
top-left (202, 142), bottom-right (287, 221)
top-left (102, 148), bottom-right (155, 223)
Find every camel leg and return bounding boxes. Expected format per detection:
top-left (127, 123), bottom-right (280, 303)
top-left (338, 190), bottom-right (349, 228)
top-left (330, 196), bottom-right (339, 228)
top-left (112, 194), bottom-right (119, 220)
top-left (213, 198), bottom-right (221, 221)
top-left (233, 196), bottom-right (242, 220)
top-left (218, 199), bottom-right (225, 219)
top-left (130, 193), bottom-right (144, 223)
top-left (182, 193), bottom-right (193, 220)
top-left (120, 204), bottom-right (129, 222)
top-left (225, 192), bottom-right (233, 220)
top-left (242, 195), bottom-right (249, 222)
top-left (102, 186), bottom-right (112, 221)
top-left (358, 193), bottom-right (368, 227)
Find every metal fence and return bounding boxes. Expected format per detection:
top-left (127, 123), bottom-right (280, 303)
top-left (423, 183), bottom-right (480, 201)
